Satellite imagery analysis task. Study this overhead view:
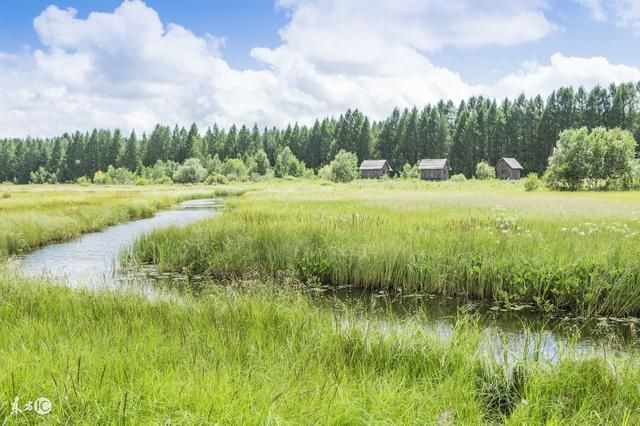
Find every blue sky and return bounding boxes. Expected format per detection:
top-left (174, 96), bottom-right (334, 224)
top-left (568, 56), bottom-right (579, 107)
top-left (0, 1), bottom-right (288, 69)
top-left (0, 0), bottom-right (639, 137)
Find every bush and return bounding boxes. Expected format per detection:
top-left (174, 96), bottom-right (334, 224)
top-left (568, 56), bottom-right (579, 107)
top-left (221, 158), bottom-right (249, 181)
top-left (546, 127), bottom-right (636, 190)
top-left (523, 173), bottom-right (541, 192)
top-left (92, 171), bottom-right (110, 185)
top-left (135, 177), bottom-right (151, 186)
top-left (205, 173), bottom-right (229, 185)
top-left (30, 167), bottom-right (58, 184)
top-left (274, 147), bottom-right (305, 178)
top-left (450, 174), bottom-right (467, 182)
top-left (1, 192), bottom-right (11, 199)
top-left (329, 150), bottom-right (358, 183)
top-left (154, 176), bottom-right (173, 185)
top-left (318, 165), bottom-right (333, 181)
top-left (400, 163), bottom-right (419, 179)
top-left (475, 161), bottom-right (496, 180)
top-left (76, 176), bottom-right (91, 186)
top-left (251, 150), bottom-right (271, 175)
top-left (105, 166), bottom-right (136, 185)
top-left (173, 158), bottom-right (207, 184)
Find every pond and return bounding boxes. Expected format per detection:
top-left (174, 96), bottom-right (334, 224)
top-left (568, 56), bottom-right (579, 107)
top-left (19, 198), bottom-right (640, 361)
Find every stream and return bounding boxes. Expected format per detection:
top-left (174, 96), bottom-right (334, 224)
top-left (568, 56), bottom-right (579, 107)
top-left (18, 198), bottom-right (639, 361)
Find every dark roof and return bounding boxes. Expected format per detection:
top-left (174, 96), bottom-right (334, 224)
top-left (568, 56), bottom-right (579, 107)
top-left (418, 159), bottom-right (450, 170)
top-left (359, 160), bottom-right (392, 171)
top-left (499, 158), bottom-right (523, 170)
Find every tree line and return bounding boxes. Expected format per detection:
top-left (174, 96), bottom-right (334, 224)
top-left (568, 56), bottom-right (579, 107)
top-left (1, 82), bottom-right (639, 184)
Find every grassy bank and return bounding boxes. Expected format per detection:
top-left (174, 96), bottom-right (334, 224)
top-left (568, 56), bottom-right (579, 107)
top-left (0, 270), bottom-right (638, 424)
top-left (133, 180), bottom-right (640, 316)
top-left (0, 184), bottom-right (245, 258)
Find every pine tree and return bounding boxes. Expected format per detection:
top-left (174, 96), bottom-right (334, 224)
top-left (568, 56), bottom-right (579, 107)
top-left (120, 131), bottom-right (139, 171)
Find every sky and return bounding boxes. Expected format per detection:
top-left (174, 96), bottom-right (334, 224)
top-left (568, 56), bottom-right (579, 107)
top-left (1, 0), bottom-right (640, 138)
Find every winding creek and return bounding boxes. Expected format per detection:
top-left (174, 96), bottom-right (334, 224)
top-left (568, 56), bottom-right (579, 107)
top-left (18, 198), bottom-right (640, 362)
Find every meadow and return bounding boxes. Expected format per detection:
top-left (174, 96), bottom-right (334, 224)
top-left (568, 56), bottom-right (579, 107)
top-left (133, 179), bottom-right (640, 316)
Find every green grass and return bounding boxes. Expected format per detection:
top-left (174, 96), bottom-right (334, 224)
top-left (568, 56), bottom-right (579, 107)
top-left (0, 270), bottom-right (639, 424)
top-left (132, 180), bottom-right (640, 316)
top-left (0, 184), bottom-right (247, 258)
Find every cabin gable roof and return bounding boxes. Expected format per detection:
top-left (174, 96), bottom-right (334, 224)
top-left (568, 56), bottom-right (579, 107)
top-left (418, 159), bottom-right (451, 170)
top-left (359, 160), bottom-right (392, 171)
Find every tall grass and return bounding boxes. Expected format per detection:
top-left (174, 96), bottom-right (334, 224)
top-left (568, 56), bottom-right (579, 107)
top-left (0, 184), bottom-right (243, 258)
top-left (133, 181), bottom-right (640, 316)
top-left (0, 269), bottom-right (638, 424)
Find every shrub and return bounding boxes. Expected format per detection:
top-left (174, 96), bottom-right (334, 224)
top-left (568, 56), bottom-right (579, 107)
top-left (205, 173), bottom-right (229, 185)
top-left (1, 192), bottom-right (10, 199)
top-left (251, 149), bottom-right (271, 175)
top-left (329, 150), bottom-right (358, 183)
top-left (135, 177), bottom-right (151, 186)
top-left (302, 168), bottom-right (316, 179)
top-left (30, 167), bottom-right (58, 184)
top-left (523, 173), bottom-right (541, 192)
top-left (154, 176), bottom-right (173, 185)
top-left (475, 161), bottom-right (496, 180)
top-left (92, 170), bottom-right (110, 185)
top-left (76, 176), bottom-right (91, 186)
top-left (105, 166), bottom-right (136, 185)
top-left (221, 158), bottom-right (249, 181)
top-left (450, 174), bottom-right (467, 182)
top-left (274, 147), bottom-right (305, 178)
top-left (400, 163), bottom-right (419, 179)
top-left (318, 165), bottom-right (333, 181)
top-left (172, 158), bottom-right (207, 184)
top-left (546, 127), bottom-right (636, 190)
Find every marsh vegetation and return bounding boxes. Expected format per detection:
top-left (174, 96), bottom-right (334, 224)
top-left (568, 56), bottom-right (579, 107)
top-left (133, 180), bottom-right (640, 316)
top-left (2, 182), bottom-right (640, 423)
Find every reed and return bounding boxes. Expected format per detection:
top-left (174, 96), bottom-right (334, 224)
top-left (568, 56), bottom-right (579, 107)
top-left (133, 180), bottom-right (640, 316)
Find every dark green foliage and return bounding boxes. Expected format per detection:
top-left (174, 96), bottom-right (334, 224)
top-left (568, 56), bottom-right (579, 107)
top-left (1, 82), bottom-right (639, 183)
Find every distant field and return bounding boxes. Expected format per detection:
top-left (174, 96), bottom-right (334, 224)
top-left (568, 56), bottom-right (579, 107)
top-left (132, 180), bottom-right (640, 316)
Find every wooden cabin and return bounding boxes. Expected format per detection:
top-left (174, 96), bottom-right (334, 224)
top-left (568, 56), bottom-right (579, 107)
top-left (496, 158), bottom-right (524, 180)
top-left (418, 159), bottom-right (451, 181)
top-left (359, 160), bottom-right (393, 179)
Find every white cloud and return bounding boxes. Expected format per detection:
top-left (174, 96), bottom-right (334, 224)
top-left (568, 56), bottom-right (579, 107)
top-left (576, 0), bottom-right (608, 22)
top-left (488, 53), bottom-right (640, 97)
top-left (576, 0), bottom-right (640, 35)
top-left (0, 0), bottom-right (638, 138)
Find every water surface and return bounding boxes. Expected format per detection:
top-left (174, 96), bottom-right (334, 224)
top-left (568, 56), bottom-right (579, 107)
top-left (20, 199), bottom-right (220, 290)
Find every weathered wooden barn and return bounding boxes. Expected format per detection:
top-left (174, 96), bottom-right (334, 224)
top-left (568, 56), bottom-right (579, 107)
top-left (359, 160), bottom-right (393, 179)
top-left (496, 158), bottom-right (524, 180)
top-left (418, 159), bottom-right (451, 181)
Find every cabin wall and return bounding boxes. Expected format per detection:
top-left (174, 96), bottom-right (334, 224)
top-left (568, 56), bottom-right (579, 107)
top-left (360, 169), bottom-right (383, 179)
top-left (496, 163), bottom-right (511, 180)
top-left (421, 169), bottom-right (448, 180)
top-left (496, 162), bottom-right (521, 180)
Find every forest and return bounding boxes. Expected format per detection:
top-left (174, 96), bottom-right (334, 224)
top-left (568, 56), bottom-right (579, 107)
top-left (1, 82), bottom-right (639, 184)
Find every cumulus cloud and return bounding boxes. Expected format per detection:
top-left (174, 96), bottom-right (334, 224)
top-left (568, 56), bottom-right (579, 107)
top-left (0, 0), bottom-right (638, 138)
top-left (488, 53), bottom-right (640, 97)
